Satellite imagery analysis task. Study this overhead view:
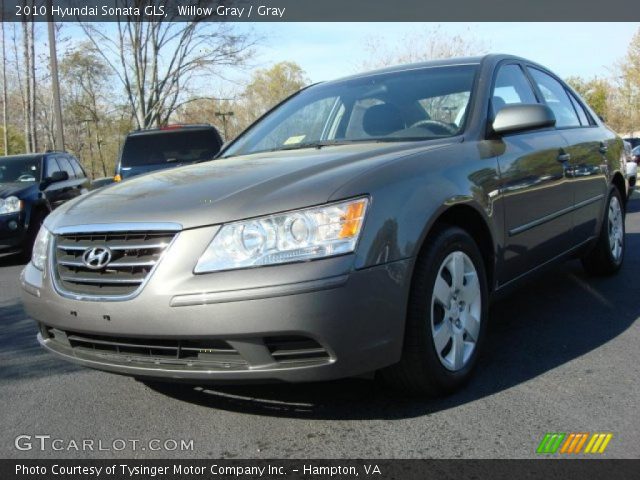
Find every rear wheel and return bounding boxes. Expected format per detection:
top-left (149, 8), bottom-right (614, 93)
top-left (581, 188), bottom-right (625, 276)
top-left (379, 225), bottom-right (489, 396)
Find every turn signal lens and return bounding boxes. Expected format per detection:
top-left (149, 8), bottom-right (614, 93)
top-left (114, 174), bottom-right (122, 182)
top-left (339, 200), bottom-right (367, 239)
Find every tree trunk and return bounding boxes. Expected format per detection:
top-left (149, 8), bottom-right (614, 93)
top-left (28, 17), bottom-right (37, 151)
top-left (21, 19), bottom-right (32, 152)
top-left (1, 22), bottom-right (8, 155)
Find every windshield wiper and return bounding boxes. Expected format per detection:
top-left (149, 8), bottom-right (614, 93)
top-left (220, 136), bottom-right (432, 159)
top-left (265, 137), bottom-right (426, 153)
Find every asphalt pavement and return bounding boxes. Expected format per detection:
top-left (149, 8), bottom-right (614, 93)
top-left (1, 198), bottom-right (639, 459)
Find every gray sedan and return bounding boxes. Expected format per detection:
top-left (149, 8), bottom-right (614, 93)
top-left (21, 54), bottom-right (627, 395)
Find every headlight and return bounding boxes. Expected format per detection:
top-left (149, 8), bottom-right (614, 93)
top-left (31, 226), bottom-right (51, 271)
top-left (0, 196), bottom-right (22, 215)
top-left (195, 197), bottom-right (369, 273)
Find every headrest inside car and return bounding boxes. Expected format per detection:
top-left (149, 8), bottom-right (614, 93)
top-left (362, 104), bottom-right (406, 137)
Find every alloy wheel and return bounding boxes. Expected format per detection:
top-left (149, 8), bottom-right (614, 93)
top-left (430, 251), bottom-right (482, 371)
top-left (608, 195), bottom-right (624, 262)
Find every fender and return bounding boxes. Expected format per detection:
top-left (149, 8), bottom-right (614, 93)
top-left (330, 141), bottom-right (503, 273)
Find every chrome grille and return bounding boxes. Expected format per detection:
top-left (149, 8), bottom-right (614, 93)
top-left (53, 230), bottom-right (177, 298)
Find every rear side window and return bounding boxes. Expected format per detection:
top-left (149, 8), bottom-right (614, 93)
top-left (528, 68), bottom-right (580, 128)
top-left (45, 156), bottom-right (63, 178)
top-left (56, 155), bottom-right (76, 179)
top-left (68, 156), bottom-right (86, 178)
top-left (121, 129), bottom-right (222, 167)
top-left (567, 92), bottom-right (591, 126)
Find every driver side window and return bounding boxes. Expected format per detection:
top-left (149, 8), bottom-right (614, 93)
top-left (492, 64), bottom-right (538, 118)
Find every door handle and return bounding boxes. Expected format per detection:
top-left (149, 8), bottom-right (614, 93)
top-left (557, 153), bottom-right (571, 162)
top-left (599, 143), bottom-right (608, 154)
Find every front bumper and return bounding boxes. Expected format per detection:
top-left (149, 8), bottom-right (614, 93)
top-left (0, 212), bottom-right (27, 257)
top-left (21, 226), bottom-right (411, 382)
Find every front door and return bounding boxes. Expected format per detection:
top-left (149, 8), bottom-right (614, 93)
top-left (491, 63), bottom-right (575, 284)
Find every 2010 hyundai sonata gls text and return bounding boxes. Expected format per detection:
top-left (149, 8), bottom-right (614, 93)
top-left (21, 55), bottom-right (628, 395)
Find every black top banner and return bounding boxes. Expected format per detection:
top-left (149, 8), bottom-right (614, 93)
top-left (1, 0), bottom-right (640, 22)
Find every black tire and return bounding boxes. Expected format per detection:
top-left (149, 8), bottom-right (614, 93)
top-left (581, 187), bottom-right (625, 276)
top-left (379, 225), bottom-right (489, 396)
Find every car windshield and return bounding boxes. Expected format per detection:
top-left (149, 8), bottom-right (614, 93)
top-left (0, 156), bottom-right (41, 183)
top-left (223, 64), bottom-right (478, 158)
top-left (633, 145), bottom-right (640, 155)
top-left (121, 129), bottom-right (220, 167)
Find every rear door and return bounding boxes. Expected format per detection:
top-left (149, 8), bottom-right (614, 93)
top-left (67, 155), bottom-right (90, 196)
top-left (51, 154), bottom-right (82, 205)
top-left (42, 156), bottom-right (67, 209)
top-left (493, 63), bottom-right (574, 283)
top-left (526, 67), bottom-right (610, 245)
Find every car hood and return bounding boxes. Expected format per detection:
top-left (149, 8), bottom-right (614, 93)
top-left (0, 182), bottom-right (38, 199)
top-left (47, 141), bottom-right (454, 231)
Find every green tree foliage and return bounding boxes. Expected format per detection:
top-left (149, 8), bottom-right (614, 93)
top-left (242, 62), bottom-right (310, 119)
top-left (59, 45), bottom-right (133, 178)
top-left (176, 61), bottom-right (310, 141)
top-left (614, 28), bottom-right (640, 135)
top-left (566, 76), bottom-right (610, 120)
top-left (0, 125), bottom-right (25, 155)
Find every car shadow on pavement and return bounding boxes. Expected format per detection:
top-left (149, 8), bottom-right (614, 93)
top-left (0, 300), bottom-right (83, 381)
top-left (0, 255), bottom-right (27, 268)
top-left (146, 227), bottom-right (640, 420)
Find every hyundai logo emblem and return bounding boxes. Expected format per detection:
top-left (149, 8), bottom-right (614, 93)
top-left (82, 246), bottom-right (112, 270)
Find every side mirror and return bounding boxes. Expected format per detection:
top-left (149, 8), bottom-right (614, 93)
top-left (49, 170), bottom-right (69, 183)
top-left (42, 170), bottom-right (69, 189)
top-left (492, 104), bottom-right (556, 136)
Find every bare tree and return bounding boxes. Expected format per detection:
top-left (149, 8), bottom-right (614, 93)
top-left (1, 21), bottom-right (8, 155)
top-left (28, 15), bottom-right (36, 150)
top-left (60, 46), bottom-right (113, 177)
top-left (81, 3), bottom-right (256, 129)
top-left (20, 16), bottom-right (32, 152)
top-left (360, 25), bottom-right (490, 70)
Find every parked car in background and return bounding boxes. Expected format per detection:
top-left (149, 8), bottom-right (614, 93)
top-left (23, 55), bottom-right (627, 396)
top-left (626, 143), bottom-right (638, 192)
top-left (1, 151), bottom-right (88, 259)
top-left (631, 145), bottom-right (640, 165)
top-left (114, 124), bottom-right (223, 182)
top-left (623, 137), bottom-right (640, 149)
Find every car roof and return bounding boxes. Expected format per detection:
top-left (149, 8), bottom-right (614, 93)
top-left (321, 54), bottom-right (528, 85)
top-left (127, 124), bottom-right (218, 137)
top-left (0, 153), bottom-right (43, 162)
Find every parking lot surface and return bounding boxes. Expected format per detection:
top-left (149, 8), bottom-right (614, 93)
top-left (1, 198), bottom-right (639, 459)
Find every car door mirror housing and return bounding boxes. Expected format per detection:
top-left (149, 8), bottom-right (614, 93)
top-left (50, 170), bottom-right (69, 183)
top-left (492, 104), bottom-right (556, 136)
top-left (42, 170), bottom-right (69, 188)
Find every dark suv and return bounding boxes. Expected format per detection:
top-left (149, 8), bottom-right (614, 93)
top-left (0, 151), bottom-right (88, 258)
top-left (114, 124), bottom-right (223, 181)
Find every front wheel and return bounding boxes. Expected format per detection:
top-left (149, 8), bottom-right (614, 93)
top-left (379, 225), bottom-right (489, 396)
top-left (581, 188), bottom-right (625, 276)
